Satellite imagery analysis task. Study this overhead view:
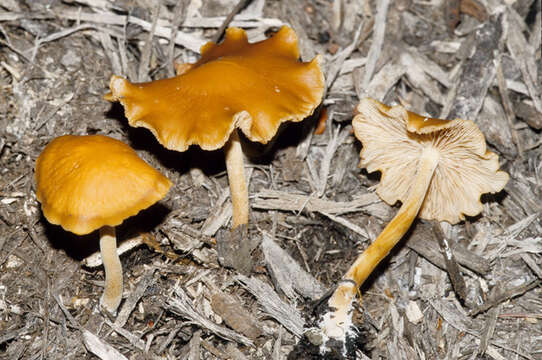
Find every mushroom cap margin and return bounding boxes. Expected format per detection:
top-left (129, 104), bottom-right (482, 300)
top-left (352, 98), bottom-right (509, 224)
top-left (105, 26), bottom-right (325, 152)
top-left (35, 135), bottom-right (172, 235)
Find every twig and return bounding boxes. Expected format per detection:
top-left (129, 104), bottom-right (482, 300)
top-left (407, 224), bottom-right (491, 275)
top-left (476, 305), bottom-right (500, 357)
top-left (496, 55), bottom-right (523, 157)
top-left (114, 267), bottom-right (156, 328)
top-left (470, 279), bottom-right (541, 316)
top-left (212, 0), bottom-right (252, 43)
top-left (138, 4), bottom-right (160, 82)
top-left (432, 222), bottom-right (468, 305)
top-left (167, 0), bottom-right (187, 77)
top-left (359, 0), bottom-right (391, 96)
top-left (326, 21), bottom-right (363, 89)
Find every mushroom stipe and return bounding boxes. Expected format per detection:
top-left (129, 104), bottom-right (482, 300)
top-left (317, 98), bottom-right (509, 356)
top-left (35, 135), bottom-right (172, 315)
top-left (105, 26), bottom-right (325, 229)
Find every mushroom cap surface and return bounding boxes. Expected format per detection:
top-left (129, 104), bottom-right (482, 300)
top-left (105, 26), bottom-right (325, 151)
top-left (35, 135), bottom-right (172, 235)
top-left (352, 98), bottom-right (509, 224)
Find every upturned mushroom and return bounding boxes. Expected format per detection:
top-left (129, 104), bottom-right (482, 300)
top-left (35, 135), bottom-right (172, 314)
top-left (105, 26), bottom-right (324, 229)
top-left (319, 98), bottom-right (509, 354)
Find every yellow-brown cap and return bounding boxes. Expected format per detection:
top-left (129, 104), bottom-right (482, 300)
top-left (352, 98), bottom-right (509, 224)
top-left (35, 135), bottom-right (172, 235)
top-left (104, 26), bottom-right (325, 151)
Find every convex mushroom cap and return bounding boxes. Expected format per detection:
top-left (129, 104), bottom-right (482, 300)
top-left (353, 98), bottom-right (509, 224)
top-left (105, 25), bottom-right (324, 229)
top-left (104, 25), bottom-right (325, 151)
top-left (35, 134), bottom-right (172, 235)
top-left (35, 134), bottom-right (172, 314)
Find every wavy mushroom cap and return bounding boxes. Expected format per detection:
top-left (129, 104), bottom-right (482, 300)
top-left (35, 135), bottom-right (172, 235)
top-left (352, 98), bottom-right (509, 224)
top-left (105, 26), bottom-right (325, 151)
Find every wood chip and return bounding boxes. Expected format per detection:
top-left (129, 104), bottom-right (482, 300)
top-left (506, 8), bottom-right (542, 113)
top-left (476, 306), bottom-right (500, 357)
top-left (359, 0), bottom-right (392, 96)
top-left (166, 285), bottom-right (253, 347)
top-left (470, 279), bottom-right (541, 316)
top-left (216, 225), bottom-right (258, 275)
top-left (82, 329), bottom-right (129, 360)
top-left (408, 223), bottom-right (491, 275)
top-left (405, 300), bottom-right (424, 324)
top-left (433, 222), bottom-right (468, 305)
top-left (363, 61), bottom-right (407, 101)
top-left (252, 189), bottom-right (381, 216)
top-left (114, 267), bottom-right (156, 328)
top-left (262, 233), bottom-right (325, 300)
top-left (210, 290), bottom-right (263, 340)
top-left (236, 275), bottom-right (305, 337)
top-left (447, 12), bottom-right (502, 120)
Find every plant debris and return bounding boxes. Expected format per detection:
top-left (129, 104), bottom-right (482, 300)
top-left (1, 0), bottom-right (540, 358)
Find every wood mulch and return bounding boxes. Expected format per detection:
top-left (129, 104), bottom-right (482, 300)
top-left (0, 0), bottom-right (540, 359)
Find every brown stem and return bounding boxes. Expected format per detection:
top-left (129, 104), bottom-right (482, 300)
top-left (99, 226), bottom-right (123, 314)
top-left (324, 147), bottom-right (440, 338)
top-left (224, 130), bottom-right (249, 228)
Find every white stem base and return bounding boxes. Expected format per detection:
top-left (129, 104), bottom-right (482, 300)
top-left (320, 148), bottom-right (441, 353)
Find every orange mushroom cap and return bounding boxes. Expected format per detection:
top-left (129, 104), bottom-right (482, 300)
top-left (352, 98), bottom-right (509, 224)
top-left (105, 26), bottom-right (325, 151)
top-left (35, 135), bottom-right (172, 235)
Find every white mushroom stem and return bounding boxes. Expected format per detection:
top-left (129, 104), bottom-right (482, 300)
top-left (99, 225), bottom-right (123, 314)
top-left (322, 147), bottom-right (440, 342)
top-left (224, 130), bottom-right (249, 228)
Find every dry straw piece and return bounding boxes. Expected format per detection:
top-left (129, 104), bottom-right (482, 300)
top-left (35, 134), bottom-right (172, 314)
top-left (319, 98), bottom-right (509, 356)
top-left (105, 26), bottom-right (325, 229)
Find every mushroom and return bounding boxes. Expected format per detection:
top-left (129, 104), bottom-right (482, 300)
top-left (104, 26), bottom-right (324, 229)
top-left (320, 98), bottom-right (509, 353)
top-left (35, 135), bottom-right (172, 314)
